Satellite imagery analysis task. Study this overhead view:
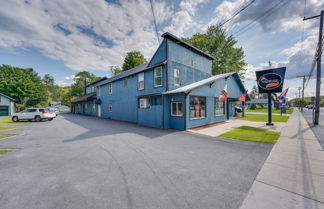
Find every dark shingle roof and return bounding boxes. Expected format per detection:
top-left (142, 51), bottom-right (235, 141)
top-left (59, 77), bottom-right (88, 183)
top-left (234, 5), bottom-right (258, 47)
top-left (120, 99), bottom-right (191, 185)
top-left (71, 92), bottom-right (96, 103)
top-left (162, 32), bottom-right (215, 60)
top-left (0, 93), bottom-right (15, 101)
top-left (86, 77), bottom-right (108, 87)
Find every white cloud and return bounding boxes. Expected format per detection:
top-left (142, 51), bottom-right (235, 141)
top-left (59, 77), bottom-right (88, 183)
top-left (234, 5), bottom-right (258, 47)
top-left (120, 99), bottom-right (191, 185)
top-left (163, 0), bottom-right (209, 36)
top-left (210, 0), bottom-right (323, 33)
top-left (0, 0), bottom-right (174, 72)
top-left (57, 75), bottom-right (76, 86)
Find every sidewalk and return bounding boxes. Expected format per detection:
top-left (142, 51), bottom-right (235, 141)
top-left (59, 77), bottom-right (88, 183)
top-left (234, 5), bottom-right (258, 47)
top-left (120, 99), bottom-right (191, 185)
top-left (189, 118), bottom-right (286, 136)
top-left (239, 109), bottom-right (324, 209)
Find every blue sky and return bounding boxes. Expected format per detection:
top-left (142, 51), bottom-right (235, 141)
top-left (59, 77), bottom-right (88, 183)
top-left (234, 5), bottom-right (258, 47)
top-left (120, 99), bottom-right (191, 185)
top-left (0, 0), bottom-right (323, 98)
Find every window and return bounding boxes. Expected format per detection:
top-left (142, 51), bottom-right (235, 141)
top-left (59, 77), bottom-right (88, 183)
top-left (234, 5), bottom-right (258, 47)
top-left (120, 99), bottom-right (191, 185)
top-left (97, 87), bottom-right (100, 96)
top-left (124, 78), bottom-right (128, 87)
top-left (27, 109), bottom-right (37, 112)
top-left (215, 99), bottom-right (225, 116)
top-left (108, 83), bottom-right (112, 94)
top-left (138, 72), bottom-right (145, 90)
top-left (86, 88), bottom-right (91, 94)
top-left (171, 102), bottom-right (183, 116)
top-left (109, 102), bottom-right (112, 112)
top-left (154, 66), bottom-right (162, 87)
top-left (174, 68), bottom-right (180, 86)
top-left (190, 96), bottom-right (206, 119)
top-left (139, 97), bottom-right (149, 109)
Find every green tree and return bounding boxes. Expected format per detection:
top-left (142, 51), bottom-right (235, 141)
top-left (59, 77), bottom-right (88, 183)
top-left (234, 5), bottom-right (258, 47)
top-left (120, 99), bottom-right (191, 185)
top-left (249, 85), bottom-right (258, 99)
top-left (111, 66), bottom-right (123, 75)
top-left (122, 51), bottom-right (147, 72)
top-left (0, 65), bottom-right (47, 108)
top-left (183, 25), bottom-right (247, 76)
top-left (70, 71), bottom-right (100, 97)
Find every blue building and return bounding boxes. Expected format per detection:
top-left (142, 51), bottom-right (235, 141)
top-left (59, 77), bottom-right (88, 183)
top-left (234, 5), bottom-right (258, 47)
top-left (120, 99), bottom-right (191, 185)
top-left (71, 32), bottom-right (246, 130)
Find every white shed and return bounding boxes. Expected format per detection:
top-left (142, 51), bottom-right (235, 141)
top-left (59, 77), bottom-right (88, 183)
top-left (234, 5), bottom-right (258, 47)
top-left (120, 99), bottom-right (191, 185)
top-left (0, 93), bottom-right (15, 116)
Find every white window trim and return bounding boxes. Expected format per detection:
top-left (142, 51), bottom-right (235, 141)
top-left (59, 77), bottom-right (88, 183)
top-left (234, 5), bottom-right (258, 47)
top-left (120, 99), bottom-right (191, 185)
top-left (139, 97), bottom-right (149, 109)
top-left (138, 72), bottom-right (145, 90)
top-left (153, 66), bottom-right (163, 88)
top-left (108, 83), bottom-right (112, 94)
top-left (109, 102), bottom-right (112, 112)
top-left (171, 102), bottom-right (183, 117)
top-left (215, 99), bottom-right (225, 116)
top-left (174, 68), bottom-right (180, 86)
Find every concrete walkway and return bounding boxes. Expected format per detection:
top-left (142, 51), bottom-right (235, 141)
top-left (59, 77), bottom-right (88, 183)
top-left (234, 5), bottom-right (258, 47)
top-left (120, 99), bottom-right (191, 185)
top-left (189, 119), bottom-right (286, 136)
top-left (239, 109), bottom-right (324, 209)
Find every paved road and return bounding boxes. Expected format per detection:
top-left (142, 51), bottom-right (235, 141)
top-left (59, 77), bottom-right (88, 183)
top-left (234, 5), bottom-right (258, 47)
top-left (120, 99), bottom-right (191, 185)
top-left (0, 113), bottom-right (273, 209)
top-left (302, 107), bottom-right (324, 148)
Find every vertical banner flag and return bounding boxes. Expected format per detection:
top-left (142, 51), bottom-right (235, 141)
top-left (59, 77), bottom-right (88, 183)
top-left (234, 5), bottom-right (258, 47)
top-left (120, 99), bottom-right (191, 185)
top-left (278, 88), bottom-right (289, 104)
top-left (238, 91), bottom-right (248, 102)
top-left (219, 82), bottom-right (228, 102)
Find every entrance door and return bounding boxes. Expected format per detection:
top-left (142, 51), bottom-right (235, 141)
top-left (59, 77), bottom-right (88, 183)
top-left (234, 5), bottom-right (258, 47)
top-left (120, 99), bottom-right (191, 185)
top-left (98, 104), bottom-right (101, 117)
top-left (0, 106), bottom-right (8, 116)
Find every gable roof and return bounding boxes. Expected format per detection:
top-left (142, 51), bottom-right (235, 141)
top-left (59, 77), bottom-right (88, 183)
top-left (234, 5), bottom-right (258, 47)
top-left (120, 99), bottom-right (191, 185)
top-left (0, 93), bottom-right (15, 101)
top-left (97, 32), bottom-right (216, 87)
top-left (163, 72), bottom-right (236, 94)
top-left (99, 61), bottom-right (167, 86)
top-left (162, 32), bottom-right (215, 60)
top-left (86, 77), bottom-right (108, 87)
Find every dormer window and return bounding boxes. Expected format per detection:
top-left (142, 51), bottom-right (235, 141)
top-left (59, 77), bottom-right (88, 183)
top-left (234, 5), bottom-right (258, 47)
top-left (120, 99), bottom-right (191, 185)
top-left (174, 68), bottom-right (180, 86)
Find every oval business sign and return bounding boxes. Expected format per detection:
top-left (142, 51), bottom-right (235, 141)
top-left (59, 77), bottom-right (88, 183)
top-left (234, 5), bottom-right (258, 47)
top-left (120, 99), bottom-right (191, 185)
top-left (257, 73), bottom-right (282, 90)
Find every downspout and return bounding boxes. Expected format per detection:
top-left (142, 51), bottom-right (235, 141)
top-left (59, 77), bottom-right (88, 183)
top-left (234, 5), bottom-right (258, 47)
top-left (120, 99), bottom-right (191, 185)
top-left (166, 39), bottom-right (169, 91)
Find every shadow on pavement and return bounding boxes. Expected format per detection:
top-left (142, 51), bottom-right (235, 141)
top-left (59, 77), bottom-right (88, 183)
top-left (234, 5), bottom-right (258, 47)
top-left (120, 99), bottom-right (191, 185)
top-left (61, 113), bottom-right (177, 143)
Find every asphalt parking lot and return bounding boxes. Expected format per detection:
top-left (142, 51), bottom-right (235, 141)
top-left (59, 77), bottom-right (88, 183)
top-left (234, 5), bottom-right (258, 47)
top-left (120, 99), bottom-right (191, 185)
top-left (0, 113), bottom-right (273, 209)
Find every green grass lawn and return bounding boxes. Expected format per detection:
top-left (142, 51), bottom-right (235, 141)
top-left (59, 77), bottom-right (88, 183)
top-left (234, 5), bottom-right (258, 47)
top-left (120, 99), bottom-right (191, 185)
top-left (219, 126), bottom-right (280, 143)
top-left (0, 116), bottom-right (25, 127)
top-left (0, 133), bottom-right (19, 139)
top-left (0, 116), bottom-right (24, 140)
top-left (245, 108), bottom-right (293, 114)
top-left (239, 114), bottom-right (289, 122)
top-left (0, 149), bottom-right (15, 155)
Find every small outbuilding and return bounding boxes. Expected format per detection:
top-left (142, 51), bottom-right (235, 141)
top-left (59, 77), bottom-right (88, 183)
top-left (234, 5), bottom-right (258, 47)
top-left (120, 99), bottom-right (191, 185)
top-left (0, 93), bottom-right (15, 116)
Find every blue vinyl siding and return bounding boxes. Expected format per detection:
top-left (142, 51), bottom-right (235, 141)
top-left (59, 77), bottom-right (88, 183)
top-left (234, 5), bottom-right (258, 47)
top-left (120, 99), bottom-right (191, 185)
top-left (98, 65), bottom-right (167, 128)
top-left (148, 39), bottom-right (166, 67)
top-left (186, 75), bottom-right (243, 129)
top-left (72, 33), bottom-right (246, 131)
top-left (167, 40), bottom-right (212, 90)
top-left (163, 93), bottom-right (185, 130)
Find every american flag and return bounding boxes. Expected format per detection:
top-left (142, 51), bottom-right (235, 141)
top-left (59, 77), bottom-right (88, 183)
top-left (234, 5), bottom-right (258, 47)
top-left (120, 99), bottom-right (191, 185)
top-left (278, 88), bottom-right (289, 104)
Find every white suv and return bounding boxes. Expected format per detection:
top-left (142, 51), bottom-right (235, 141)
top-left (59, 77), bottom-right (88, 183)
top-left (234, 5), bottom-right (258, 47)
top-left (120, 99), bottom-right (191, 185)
top-left (12, 108), bottom-right (56, 122)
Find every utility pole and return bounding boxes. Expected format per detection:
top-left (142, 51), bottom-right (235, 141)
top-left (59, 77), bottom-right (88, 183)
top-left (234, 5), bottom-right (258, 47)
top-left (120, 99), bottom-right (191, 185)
top-left (298, 87), bottom-right (301, 110)
top-left (297, 75), bottom-right (306, 112)
top-left (304, 10), bottom-right (324, 125)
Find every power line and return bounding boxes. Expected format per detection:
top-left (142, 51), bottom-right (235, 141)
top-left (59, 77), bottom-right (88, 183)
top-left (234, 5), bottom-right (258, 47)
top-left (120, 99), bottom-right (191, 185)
top-left (232, 0), bottom-right (290, 36)
top-left (219, 0), bottom-right (256, 28)
top-left (149, 0), bottom-right (160, 44)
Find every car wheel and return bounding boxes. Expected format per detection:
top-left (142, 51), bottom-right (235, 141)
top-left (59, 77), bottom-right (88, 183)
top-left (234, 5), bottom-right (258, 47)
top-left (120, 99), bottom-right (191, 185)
top-left (48, 118), bottom-right (53, 121)
top-left (35, 115), bottom-right (41, 122)
top-left (12, 116), bottom-right (19, 122)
